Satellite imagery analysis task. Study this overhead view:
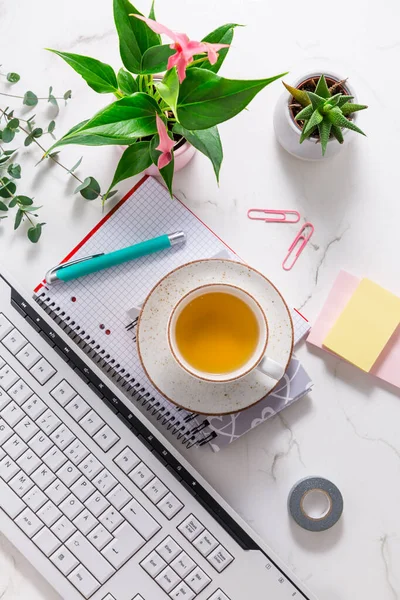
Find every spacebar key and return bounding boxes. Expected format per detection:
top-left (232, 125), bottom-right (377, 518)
top-left (0, 479), bottom-right (25, 518)
top-left (66, 532), bottom-right (115, 584)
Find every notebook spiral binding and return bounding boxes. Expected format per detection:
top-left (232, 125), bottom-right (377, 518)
top-left (35, 292), bottom-right (217, 449)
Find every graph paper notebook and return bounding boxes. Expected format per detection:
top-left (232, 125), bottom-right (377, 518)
top-left (35, 176), bottom-right (312, 450)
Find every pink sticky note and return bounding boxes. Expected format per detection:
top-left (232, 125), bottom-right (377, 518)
top-left (307, 270), bottom-right (400, 390)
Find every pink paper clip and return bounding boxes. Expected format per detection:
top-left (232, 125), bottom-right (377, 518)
top-left (247, 208), bottom-right (301, 223)
top-left (282, 222), bottom-right (315, 271)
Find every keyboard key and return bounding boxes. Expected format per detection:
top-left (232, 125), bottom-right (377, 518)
top-left (8, 380), bottom-right (33, 405)
top-left (141, 550), bottom-right (167, 577)
top-left (30, 358), bottom-right (56, 384)
top-left (107, 483), bottom-right (131, 510)
top-left (50, 425), bottom-right (75, 450)
top-left (101, 522), bottom-right (144, 569)
top-left (15, 415), bottom-right (39, 442)
top-left (0, 448), bottom-right (4, 461)
top-left (143, 477), bottom-right (168, 504)
top-left (0, 455), bottom-right (19, 481)
top-left (3, 433), bottom-right (27, 460)
top-left (1, 401), bottom-right (24, 427)
top-left (99, 506), bottom-right (123, 533)
top-left (23, 395), bottom-right (46, 420)
top-left (43, 446), bottom-right (67, 471)
top-left (88, 524), bottom-right (113, 550)
top-left (129, 462), bottom-right (154, 489)
top-left (51, 545), bottom-right (79, 575)
top-left (64, 439), bottom-right (89, 465)
top-left (114, 446), bottom-right (140, 474)
top-left (68, 565), bottom-right (100, 598)
top-left (17, 449), bottom-right (41, 475)
top-left (16, 507), bottom-right (44, 538)
top-left (93, 425), bottom-right (119, 452)
top-left (80, 410), bottom-right (104, 437)
top-left (0, 388), bottom-right (11, 411)
top-left (16, 343), bottom-right (41, 369)
top-left (93, 469), bottom-right (117, 495)
top-left (0, 364), bottom-right (18, 390)
top-left (157, 493), bottom-right (183, 520)
top-left (156, 566), bottom-right (180, 593)
top-left (28, 432), bottom-right (53, 457)
top-left (0, 419), bottom-right (13, 444)
top-left (73, 509), bottom-right (98, 535)
top-left (9, 471), bottom-right (34, 496)
top-left (170, 582), bottom-right (196, 600)
top-left (207, 590), bottom-right (230, 600)
top-left (85, 491), bottom-right (110, 518)
top-left (207, 546), bottom-right (234, 572)
top-left (65, 395), bottom-right (90, 421)
top-left (60, 494), bottom-right (84, 520)
top-left (51, 515), bottom-right (77, 542)
top-left (23, 485), bottom-right (47, 511)
top-left (37, 501), bottom-right (62, 527)
top-left (178, 515), bottom-right (204, 542)
top-left (193, 530), bottom-right (218, 557)
top-left (71, 476), bottom-right (95, 503)
top-left (31, 465), bottom-right (56, 490)
top-left (2, 329), bottom-right (27, 354)
top-left (46, 479), bottom-right (70, 505)
top-left (37, 409), bottom-right (61, 435)
top-left (171, 552), bottom-right (196, 578)
top-left (66, 532), bottom-right (115, 583)
top-left (122, 498), bottom-right (160, 540)
top-left (57, 461), bottom-right (81, 486)
top-left (79, 454), bottom-right (102, 480)
top-left (0, 314), bottom-right (13, 339)
top-left (51, 380), bottom-right (75, 406)
top-left (185, 566), bottom-right (211, 594)
top-left (156, 536), bottom-right (182, 563)
top-left (33, 527), bottom-right (61, 556)
top-left (0, 478), bottom-right (25, 517)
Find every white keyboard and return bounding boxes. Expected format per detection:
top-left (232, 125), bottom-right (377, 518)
top-left (0, 271), bottom-right (316, 600)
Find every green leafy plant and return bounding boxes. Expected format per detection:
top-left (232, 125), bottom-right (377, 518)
top-left (47, 0), bottom-right (286, 198)
top-left (283, 75), bottom-right (367, 156)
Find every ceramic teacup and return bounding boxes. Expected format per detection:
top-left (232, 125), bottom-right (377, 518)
top-left (167, 283), bottom-right (286, 383)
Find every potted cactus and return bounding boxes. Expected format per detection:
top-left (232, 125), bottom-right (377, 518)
top-left (274, 72), bottom-right (367, 160)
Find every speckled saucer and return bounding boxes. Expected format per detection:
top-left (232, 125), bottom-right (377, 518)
top-left (137, 260), bottom-right (294, 415)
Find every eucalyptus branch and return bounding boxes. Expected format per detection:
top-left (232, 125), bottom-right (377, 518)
top-left (0, 92), bottom-right (65, 100)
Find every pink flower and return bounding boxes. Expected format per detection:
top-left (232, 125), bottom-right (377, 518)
top-left (155, 114), bottom-right (174, 169)
top-left (133, 15), bottom-right (229, 82)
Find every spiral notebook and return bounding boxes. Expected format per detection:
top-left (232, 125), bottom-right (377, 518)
top-left (34, 176), bottom-right (312, 450)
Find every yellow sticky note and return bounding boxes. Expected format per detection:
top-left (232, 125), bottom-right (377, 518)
top-left (323, 278), bottom-right (400, 372)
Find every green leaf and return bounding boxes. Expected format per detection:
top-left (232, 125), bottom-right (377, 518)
top-left (14, 209), bottom-right (23, 230)
top-left (106, 190), bottom-right (119, 199)
top-left (341, 102), bottom-right (368, 116)
top-left (8, 118), bottom-right (19, 130)
top-left (47, 50), bottom-right (119, 94)
top-left (64, 90), bottom-right (72, 102)
top-left (2, 127), bottom-right (15, 143)
top-left (173, 123), bottom-right (222, 181)
top-left (337, 95), bottom-right (354, 108)
top-left (295, 105), bottom-right (313, 121)
top-left (32, 128), bottom-right (43, 138)
top-left (177, 68), bottom-right (286, 130)
top-left (68, 156), bottom-right (83, 173)
top-left (107, 141), bottom-right (152, 193)
top-left (314, 75), bottom-right (330, 99)
top-left (156, 68), bottom-right (179, 116)
top-left (27, 223), bottom-right (43, 243)
top-left (24, 135), bottom-right (33, 147)
top-left (303, 110), bottom-right (323, 137)
top-left (49, 151), bottom-right (60, 159)
top-left (15, 195), bottom-right (33, 205)
top-left (49, 95), bottom-right (58, 108)
top-left (19, 205), bottom-right (41, 212)
top-left (197, 23), bottom-right (241, 74)
top-left (6, 72), bottom-right (20, 83)
top-left (150, 136), bottom-right (174, 197)
top-left (74, 177), bottom-right (101, 200)
top-left (307, 91), bottom-right (325, 112)
top-left (117, 68), bottom-right (138, 95)
top-left (299, 123), bottom-right (316, 143)
top-left (318, 120), bottom-right (332, 156)
top-left (50, 93), bottom-right (160, 149)
top-left (0, 149), bottom-right (17, 165)
top-left (331, 125), bottom-right (344, 143)
top-left (283, 82), bottom-right (310, 107)
top-left (23, 91), bottom-right (38, 107)
top-left (8, 198), bottom-right (17, 207)
top-left (0, 201), bottom-right (8, 211)
top-left (7, 163), bottom-right (21, 179)
top-left (140, 44), bottom-right (175, 74)
top-left (48, 120), bottom-right (56, 133)
top-left (0, 178), bottom-right (16, 198)
top-left (148, 0), bottom-right (156, 19)
top-left (113, 0), bottom-right (161, 73)
top-left (327, 108), bottom-right (366, 135)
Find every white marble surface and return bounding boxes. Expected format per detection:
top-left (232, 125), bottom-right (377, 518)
top-left (1, 0), bottom-right (400, 598)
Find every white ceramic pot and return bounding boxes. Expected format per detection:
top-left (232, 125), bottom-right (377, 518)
top-left (273, 69), bottom-right (358, 161)
top-left (144, 137), bottom-right (196, 176)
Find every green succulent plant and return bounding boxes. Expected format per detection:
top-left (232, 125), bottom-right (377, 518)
top-left (283, 75), bottom-right (367, 155)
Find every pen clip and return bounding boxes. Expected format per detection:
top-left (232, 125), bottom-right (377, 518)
top-left (45, 253), bottom-right (104, 284)
top-left (282, 223), bottom-right (314, 271)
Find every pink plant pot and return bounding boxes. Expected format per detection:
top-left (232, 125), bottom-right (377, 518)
top-left (145, 139), bottom-right (196, 176)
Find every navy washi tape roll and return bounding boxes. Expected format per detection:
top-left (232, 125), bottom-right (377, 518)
top-left (288, 476), bottom-right (343, 532)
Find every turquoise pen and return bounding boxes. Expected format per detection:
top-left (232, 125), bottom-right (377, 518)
top-left (45, 231), bottom-right (186, 284)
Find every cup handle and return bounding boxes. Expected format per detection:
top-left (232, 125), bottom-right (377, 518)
top-left (256, 356), bottom-right (285, 381)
